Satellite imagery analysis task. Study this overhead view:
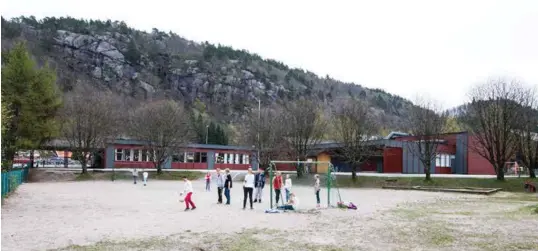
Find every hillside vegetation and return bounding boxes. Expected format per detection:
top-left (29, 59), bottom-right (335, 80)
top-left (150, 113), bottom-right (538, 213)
top-left (1, 16), bottom-right (414, 137)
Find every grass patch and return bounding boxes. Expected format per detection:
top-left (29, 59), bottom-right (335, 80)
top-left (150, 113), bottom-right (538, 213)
top-left (74, 172), bottom-right (94, 181)
top-left (333, 176), bottom-right (533, 192)
top-left (74, 170), bottom-right (205, 182)
top-left (51, 229), bottom-right (349, 251)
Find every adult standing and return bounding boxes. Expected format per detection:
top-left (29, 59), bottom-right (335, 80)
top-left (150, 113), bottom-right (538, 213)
top-left (224, 168), bottom-right (233, 205)
top-left (243, 168), bottom-right (255, 210)
top-left (215, 168), bottom-right (225, 204)
top-left (273, 171), bottom-right (283, 205)
top-left (254, 169), bottom-right (265, 203)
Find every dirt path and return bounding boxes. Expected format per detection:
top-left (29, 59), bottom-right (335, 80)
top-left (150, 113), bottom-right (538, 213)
top-left (2, 180), bottom-right (536, 251)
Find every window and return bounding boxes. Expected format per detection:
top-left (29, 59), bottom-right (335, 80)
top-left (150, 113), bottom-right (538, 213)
top-left (194, 152), bottom-right (201, 163)
top-left (435, 154), bottom-right (454, 167)
top-left (244, 154), bottom-right (250, 164)
top-left (228, 154), bottom-right (234, 164)
top-left (115, 148), bottom-right (123, 161)
top-left (173, 152), bottom-right (185, 162)
top-left (186, 152), bottom-right (194, 163)
top-left (234, 154), bottom-right (239, 164)
top-left (141, 150), bottom-right (148, 162)
top-left (133, 149), bottom-right (140, 161)
top-left (123, 149), bottom-right (132, 161)
top-left (239, 154), bottom-right (244, 164)
top-left (201, 152), bottom-right (207, 163)
top-left (216, 153), bottom-right (224, 163)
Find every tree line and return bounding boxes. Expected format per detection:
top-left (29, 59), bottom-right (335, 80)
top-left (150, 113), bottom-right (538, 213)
top-left (2, 43), bottom-right (537, 181)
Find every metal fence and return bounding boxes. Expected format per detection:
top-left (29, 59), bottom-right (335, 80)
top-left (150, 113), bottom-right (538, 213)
top-left (1, 167), bottom-right (29, 198)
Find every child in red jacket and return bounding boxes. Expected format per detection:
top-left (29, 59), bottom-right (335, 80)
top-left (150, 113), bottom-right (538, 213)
top-left (273, 171), bottom-right (283, 205)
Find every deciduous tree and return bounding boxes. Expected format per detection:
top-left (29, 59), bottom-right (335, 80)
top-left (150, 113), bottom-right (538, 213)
top-left (130, 100), bottom-right (192, 174)
top-left (332, 99), bottom-right (378, 181)
top-left (406, 96), bottom-right (448, 181)
top-left (459, 78), bottom-right (529, 180)
top-left (60, 84), bottom-right (123, 174)
top-left (281, 99), bottom-right (326, 177)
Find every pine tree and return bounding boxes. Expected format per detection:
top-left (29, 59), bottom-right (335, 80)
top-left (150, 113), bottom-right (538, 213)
top-left (1, 42), bottom-right (62, 169)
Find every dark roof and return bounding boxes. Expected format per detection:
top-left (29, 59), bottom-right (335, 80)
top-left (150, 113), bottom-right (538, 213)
top-left (112, 139), bottom-right (255, 151)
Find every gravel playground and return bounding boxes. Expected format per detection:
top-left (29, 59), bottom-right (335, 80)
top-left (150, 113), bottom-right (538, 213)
top-left (2, 179), bottom-right (537, 251)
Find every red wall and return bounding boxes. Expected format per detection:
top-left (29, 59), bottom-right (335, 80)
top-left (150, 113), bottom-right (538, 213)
top-left (274, 163), bottom-right (297, 171)
top-left (114, 161), bottom-right (155, 168)
top-left (435, 167), bottom-right (452, 174)
top-left (467, 136), bottom-right (495, 175)
top-left (383, 147), bottom-right (403, 173)
top-left (171, 162), bottom-right (208, 169)
top-left (360, 160), bottom-right (377, 172)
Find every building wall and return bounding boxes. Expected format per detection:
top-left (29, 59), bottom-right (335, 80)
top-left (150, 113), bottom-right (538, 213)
top-left (467, 136), bottom-right (495, 175)
top-left (317, 152), bottom-right (331, 173)
top-left (106, 141), bottom-right (256, 170)
top-left (383, 147), bottom-right (403, 173)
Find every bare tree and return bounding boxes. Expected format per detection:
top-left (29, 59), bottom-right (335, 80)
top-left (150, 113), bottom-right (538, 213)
top-left (406, 96), bottom-right (448, 181)
top-left (459, 78), bottom-right (528, 180)
top-left (60, 84), bottom-right (122, 174)
top-left (332, 99), bottom-right (378, 181)
top-left (242, 104), bottom-right (289, 169)
top-left (516, 89), bottom-right (538, 178)
top-left (130, 100), bottom-right (191, 174)
top-left (281, 99), bottom-right (326, 177)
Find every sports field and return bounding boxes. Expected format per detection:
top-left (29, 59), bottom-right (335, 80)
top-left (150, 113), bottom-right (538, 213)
top-left (2, 179), bottom-right (537, 251)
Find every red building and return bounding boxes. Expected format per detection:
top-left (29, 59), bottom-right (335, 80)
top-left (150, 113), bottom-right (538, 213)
top-left (300, 132), bottom-right (496, 175)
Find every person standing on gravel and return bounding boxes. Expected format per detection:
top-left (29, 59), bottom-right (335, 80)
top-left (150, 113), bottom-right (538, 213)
top-left (314, 174), bottom-right (321, 208)
top-left (224, 168), bottom-right (233, 205)
top-left (142, 171), bottom-right (148, 186)
top-left (180, 176), bottom-right (196, 211)
top-left (254, 168), bottom-right (265, 203)
top-left (284, 174), bottom-right (292, 203)
top-left (216, 168), bottom-right (225, 204)
top-left (243, 168), bottom-right (255, 210)
top-left (273, 171), bottom-right (283, 205)
top-left (132, 168), bottom-right (139, 184)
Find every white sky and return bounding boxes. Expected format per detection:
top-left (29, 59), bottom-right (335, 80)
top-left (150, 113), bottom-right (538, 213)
top-left (3, 0), bottom-right (538, 108)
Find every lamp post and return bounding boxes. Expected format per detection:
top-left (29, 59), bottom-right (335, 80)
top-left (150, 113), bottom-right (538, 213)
top-left (254, 98), bottom-right (261, 170)
top-left (205, 125), bottom-right (209, 144)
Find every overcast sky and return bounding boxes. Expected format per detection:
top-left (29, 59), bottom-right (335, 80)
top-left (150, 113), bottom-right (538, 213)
top-left (3, 0), bottom-right (538, 108)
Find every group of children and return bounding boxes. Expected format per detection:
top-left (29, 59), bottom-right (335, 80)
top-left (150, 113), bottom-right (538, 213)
top-left (130, 167), bottom-right (322, 212)
top-left (195, 168), bottom-right (322, 211)
top-left (131, 168), bottom-right (149, 186)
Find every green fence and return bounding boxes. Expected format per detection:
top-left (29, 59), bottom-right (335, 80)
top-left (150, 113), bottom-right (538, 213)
top-left (1, 167), bottom-right (29, 198)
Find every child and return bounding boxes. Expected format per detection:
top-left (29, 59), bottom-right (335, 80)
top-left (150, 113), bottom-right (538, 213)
top-left (180, 176), bottom-right (196, 211)
top-left (132, 168), bottom-right (139, 184)
top-left (314, 174), bottom-right (321, 208)
top-left (273, 171), bottom-right (283, 205)
top-left (277, 192), bottom-right (299, 211)
top-left (254, 169), bottom-right (265, 203)
top-left (224, 168), bottom-right (233, 205)
top-left (284, 174), bottom-right (292, 202)
top-left (143, 171), bottom-right (148, 186)
top-left (216, 168), bottom-right (225, 204)
top-left (205, 172), bottom-right (211, 192)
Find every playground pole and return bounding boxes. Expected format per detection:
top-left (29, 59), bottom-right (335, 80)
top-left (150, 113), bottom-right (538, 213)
top-left (269, 163), bottom-right (274, 209)
top-left (327, 164), bottom-right (332, 207)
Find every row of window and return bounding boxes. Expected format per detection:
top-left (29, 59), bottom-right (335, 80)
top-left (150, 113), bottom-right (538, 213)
top-left (114, 149), bottom-right (250, 164)
top-left (435, 154), bottom-right (455, 168)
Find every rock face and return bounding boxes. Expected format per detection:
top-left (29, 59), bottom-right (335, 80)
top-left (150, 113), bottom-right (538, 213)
top-left (1, 16), bottom-right (413, 127)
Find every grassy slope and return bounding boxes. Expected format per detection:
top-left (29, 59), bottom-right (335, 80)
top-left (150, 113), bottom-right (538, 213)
top-left (291, 174), bottom-right (535, 193)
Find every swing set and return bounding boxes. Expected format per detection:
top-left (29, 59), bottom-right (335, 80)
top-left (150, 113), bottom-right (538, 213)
top-left (267, 160), bottom-right (343, 209)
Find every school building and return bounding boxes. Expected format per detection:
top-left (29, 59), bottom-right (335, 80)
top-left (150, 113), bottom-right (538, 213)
top-left (283, 131), bottom-right (496, 175)
top-left (104, 139), bottom-right (258, 170)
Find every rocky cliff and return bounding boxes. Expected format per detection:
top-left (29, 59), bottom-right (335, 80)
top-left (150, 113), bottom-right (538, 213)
top-left (1, 16), bottom-right (414, 131)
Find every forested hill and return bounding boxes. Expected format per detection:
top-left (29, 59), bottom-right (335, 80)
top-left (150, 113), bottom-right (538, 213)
top-left (1, 16), bottom-right (414, 132)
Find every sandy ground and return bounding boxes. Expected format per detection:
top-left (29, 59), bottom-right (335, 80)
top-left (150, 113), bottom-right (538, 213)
top-left (2, 180), bottom-right (537, 251)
